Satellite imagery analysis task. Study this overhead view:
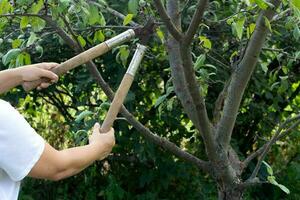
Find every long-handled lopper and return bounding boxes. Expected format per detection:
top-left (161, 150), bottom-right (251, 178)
top-left (22, 20), bottom-right (155, 92)
top-left (100, 20), bottom-right (155, 132)
top-left (23, 20), bottom-right (155, 133)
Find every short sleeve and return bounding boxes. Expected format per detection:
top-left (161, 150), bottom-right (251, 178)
top-left (0, 100), bottom-right (45, 181)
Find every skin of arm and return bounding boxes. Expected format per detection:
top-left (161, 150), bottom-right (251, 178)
top-left (28, 123), bottom-right (115, 181)
top-left (0, 63), bottom-right (116, 181)
top-left (0, 63), bottom-right (59, 94)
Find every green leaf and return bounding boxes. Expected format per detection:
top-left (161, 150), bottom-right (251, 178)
top-left (263, 161), bottom-right (273, 175)
top-left (291, 0), bottom-right (300, 10)
top-left (277, 184), bottom-right (290, 194)
top-left (261, 62), bottom-right (268, 73)
top-left (27, 32), bottom-right (38, 47)
top-left (58, 0), bottom-right (71, 12)
top-left (20, 16), bottom-right (29, 29)
top-left (23, 52), bottom-right (31, 65)
top-left (226, 18), bottom-right (234, 25)
top-left (264, 16), bottom-right (272, 32)
top-left (166, 86), bottom-right (174, 96)
top-left (12, 39), bottom-right (22, 48)
top-left (199, 36), bottom-right (212, 49)
top-left (156, 27), bottom-right (165, 44)
top-left (128, 0), bottom-right (139, 15)
top-left (2, 48), bottom-right (21, 66)
top-left (123, 14), bottom-right (134, 26)
top-left (270, 82), bottom-right (280, 90)
top-left (167, 97), bottom-right (174, 111)
top-left (230, 51), bottom-right (238, 61)
top-left (293, 25), bottom-right (300, 40)
top-left (88, 5), bottom-right (100, 25)
top-left (94, 30), bottom-right (105, 43)
top-left (247, 23), bottom-right (256, 38)
top-left (255, 0), bottom-right (268, 10)
top-left (75, 130), bottom-right (88, 136)
top-left (30, 0), bottom-right (43, 14)
top-left (0, 0), bottom-right (13, 15)
top-left (98, 0), bottom-right (107, 6)
top-left (155, 94), bottom-right (167, 108)
top-left (267, 174), bottom-right (290, 194)
top-left (30, 17), bottom-right (46, 32)
top-left (99, 102), bottom-right (111, 110)
top-left (267, 175), bottom-right (277, 184)
top-left (118, 46), bottom-right (130, 66)
top-left (77, 35), bottom-right (86, 47)
top-left (99, 12), bottom-right (106, 26)
top-left (235, 17), bottom-right (245, 40)
top-left (0, 18), bottom-right (8, 30)
top-left (195, 54), bottom-right (206, 70)
top-left (75, 111), bottom-right (94, 123)
top-left (15, 53), bottom-right (24, 67)
top-left (35, 45), bottom-right (44, 57)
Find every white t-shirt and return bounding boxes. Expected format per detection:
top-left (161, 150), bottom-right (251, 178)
top-left (0, 99), bottom-right (45, 200)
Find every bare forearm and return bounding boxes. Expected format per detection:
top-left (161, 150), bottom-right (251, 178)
top-left (54, 143), bottom-right (110, 180)
top-left (0, 68), bottom-right (23, 94)
top-left (28, 124), bottom-right (114, 181)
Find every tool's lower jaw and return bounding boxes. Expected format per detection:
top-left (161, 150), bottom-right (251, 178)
top-left (126, 44), bottom-right (147, 76)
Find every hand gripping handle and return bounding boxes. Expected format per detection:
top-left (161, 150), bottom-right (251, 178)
top-left (23, 29), bottom-right (135, 92)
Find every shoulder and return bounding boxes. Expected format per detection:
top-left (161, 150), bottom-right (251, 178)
top-left (0, 99), bottom-right (14, 109)
top-left (0, 99), bottom-right (17, 118)
top-left (0, 99), bottom-right (28, 131)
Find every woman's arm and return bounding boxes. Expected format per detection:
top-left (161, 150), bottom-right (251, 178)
top-left (28, 123), bottom-right (115, 181)
top-left (0, 63), bottom-right (59, 94)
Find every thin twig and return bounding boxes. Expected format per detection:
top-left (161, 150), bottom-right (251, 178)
top-left (153, 0), bottom-right (183, 41)
top-left (59, 14), bottom-right (83, 51)
top-left (184, 0), bottom-right (208, 44)
top-left (249, 114), bottom-right (300, 179)
top-left (73, 25), bottom-right (135, 32)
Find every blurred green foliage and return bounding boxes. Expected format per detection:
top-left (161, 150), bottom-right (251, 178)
top-left (0, 0), bottom-right (299, 199)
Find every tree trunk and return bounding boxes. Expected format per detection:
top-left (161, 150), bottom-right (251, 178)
top-left (218, 186), bottom-right (244, 200)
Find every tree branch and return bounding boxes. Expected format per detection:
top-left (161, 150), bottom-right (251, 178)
top-left (84, 60), bottom-right (211, 172)
top-left (59, 14), bottom-right (83, 51)
top-left (40, 15), bottom-right (79, 50)
top-left (175, 0), bottom-right (213, 151)
top-left (153, 0), bottom-right (183, 41)
top-left (248, 114), bottom-right (300, 179)
top-left (216, 0), bottom-right (281, 149)
top-left (213, 79), bottom-right (230, 125)
top-left (91, 0), bottom-right (140, 27)
top-left (0, 13), bottom-right (79, 51)
top-left (242, 116), bottom-right (300, 170)
top-left (166, 1), bottom-right (199, 127)
top-left (165, 0), bottom-right (216, 168)
top-left (35, 11), bottom-right (210, 173)
top-left (105, 6), bottom-right (139, 27)
top-left (238, 178), bottom-right (265, 189)
top-left (242, 148), bottom-right (263, 170)
top-left (0, 13), bottom-right (44, 18)
top-left (73, 25), bottom-right (135, 32)
top-left (184, 0), bottom-right (208, 44)
top-left (179, 43), bottom-right (215, 155)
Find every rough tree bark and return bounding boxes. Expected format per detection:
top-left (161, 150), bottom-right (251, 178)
top-left (1, 0), bottom-right (299, 199)
top-left (156, 0), bottom-right (284, 199)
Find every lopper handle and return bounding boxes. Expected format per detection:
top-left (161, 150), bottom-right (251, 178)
top-left (100, 74), bottom-right (134, 133)
top-left (100, 43), bottom-right (147, 132)
top-left (23, 43), bottom-right (109, 91)
top-left (23, 29), bottom-right (135, 92)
